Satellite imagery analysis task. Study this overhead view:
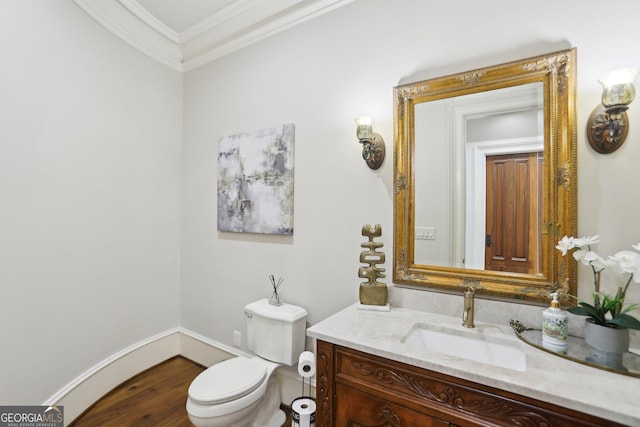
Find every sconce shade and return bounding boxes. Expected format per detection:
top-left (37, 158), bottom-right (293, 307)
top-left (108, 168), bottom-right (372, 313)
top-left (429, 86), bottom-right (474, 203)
top-left (599, 68), bottom-right (637, 113)
top-left (588, 68), bottom-right (638, 154)
top-left (601, 83), bottom-right (636, 109)
top-left (599, 68), bottom-right (638, 91)
top-left (355, 116), bottom-right (374, 140)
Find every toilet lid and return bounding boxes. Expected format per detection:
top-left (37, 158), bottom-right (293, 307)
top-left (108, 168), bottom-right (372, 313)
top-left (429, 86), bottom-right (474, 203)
top-left (188, 357), bottom-right (267, 405)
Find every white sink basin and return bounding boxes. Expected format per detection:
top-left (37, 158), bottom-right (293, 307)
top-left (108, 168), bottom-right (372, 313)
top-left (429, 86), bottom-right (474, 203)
top-left (402, 323), bottom-right (526, 371)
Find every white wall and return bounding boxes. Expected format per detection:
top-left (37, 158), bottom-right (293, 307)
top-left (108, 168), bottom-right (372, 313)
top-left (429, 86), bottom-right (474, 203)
top-left (414, 100), bottom-right (450, 266)
top-left (181, 0), bottom-right (640, 346)
top-left (0, 1), bottom-right (183, 404)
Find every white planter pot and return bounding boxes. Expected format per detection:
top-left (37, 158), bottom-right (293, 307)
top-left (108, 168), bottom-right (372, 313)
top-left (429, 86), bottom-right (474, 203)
top-left (583, 318), bottom-right (629, 368)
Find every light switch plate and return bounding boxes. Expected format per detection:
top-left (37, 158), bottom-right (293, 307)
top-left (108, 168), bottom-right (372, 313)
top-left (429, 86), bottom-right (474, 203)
top-left (416, 226), bottom-right (436, 240)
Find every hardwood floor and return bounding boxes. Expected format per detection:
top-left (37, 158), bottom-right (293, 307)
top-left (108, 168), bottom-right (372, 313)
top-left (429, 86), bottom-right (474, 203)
top-left (70, 356), bottom-right (204, 427)
top-left (70, 356), bottom-right (293, 426)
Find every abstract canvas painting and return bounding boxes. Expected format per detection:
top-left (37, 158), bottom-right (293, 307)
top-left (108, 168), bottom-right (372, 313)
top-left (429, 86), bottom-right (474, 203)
top-left (217, 123), bottom-right (295, 235)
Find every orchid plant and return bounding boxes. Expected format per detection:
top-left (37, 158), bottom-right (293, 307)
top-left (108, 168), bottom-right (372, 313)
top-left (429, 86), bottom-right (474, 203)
top-left (556, 235), bottom-right (640, 330)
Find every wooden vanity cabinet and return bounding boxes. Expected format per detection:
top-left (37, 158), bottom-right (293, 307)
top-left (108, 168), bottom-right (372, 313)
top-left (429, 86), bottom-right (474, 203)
top-left (316, 340), bottom-right (623, 427)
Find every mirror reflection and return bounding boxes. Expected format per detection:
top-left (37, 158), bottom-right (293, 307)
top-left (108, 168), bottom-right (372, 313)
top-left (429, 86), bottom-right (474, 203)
top-left (393, 49), bottom-right (577, 303)
top-left (414, 83), bottom-right (544, 275)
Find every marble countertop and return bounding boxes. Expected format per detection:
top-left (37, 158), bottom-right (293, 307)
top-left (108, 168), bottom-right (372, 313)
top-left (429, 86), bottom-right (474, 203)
top-left (307, 303), bottom-right (640, 426)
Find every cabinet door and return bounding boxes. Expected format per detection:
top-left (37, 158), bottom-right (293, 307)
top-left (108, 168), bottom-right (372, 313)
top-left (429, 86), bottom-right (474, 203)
top-left (335, 384), bottom-right (449, 427)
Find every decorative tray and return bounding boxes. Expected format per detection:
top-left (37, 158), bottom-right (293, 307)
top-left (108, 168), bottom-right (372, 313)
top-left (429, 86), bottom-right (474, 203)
top-left (509, 320), bottom-right (640, 378)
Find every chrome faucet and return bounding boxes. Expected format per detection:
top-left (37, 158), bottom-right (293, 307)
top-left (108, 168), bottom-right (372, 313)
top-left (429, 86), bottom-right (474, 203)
top-left (462, 286), bottom-right (475, 328)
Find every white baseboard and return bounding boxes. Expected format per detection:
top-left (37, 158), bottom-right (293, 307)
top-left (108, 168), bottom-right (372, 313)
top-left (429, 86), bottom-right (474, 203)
top-left (176, 327), bottom-right (247, 365)
top-left (46, 328), bottom-right (314, 426)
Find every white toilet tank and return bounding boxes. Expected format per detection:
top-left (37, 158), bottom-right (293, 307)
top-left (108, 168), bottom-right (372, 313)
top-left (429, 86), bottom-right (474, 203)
top-left (244, 298), bottom-right (308, 366)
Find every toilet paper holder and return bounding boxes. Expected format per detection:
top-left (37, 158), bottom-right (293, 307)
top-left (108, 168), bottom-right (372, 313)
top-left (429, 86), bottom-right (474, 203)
top-left (291, 396), bottom-right (315, 427)
top-left (297, 351), bottom-right (315, 378)
top-left (291, 351), bottom-right (316, 426)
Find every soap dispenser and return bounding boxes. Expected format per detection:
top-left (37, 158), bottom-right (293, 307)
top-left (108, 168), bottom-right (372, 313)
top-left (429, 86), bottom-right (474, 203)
top-left (542, 292), bottom-right (568, 352)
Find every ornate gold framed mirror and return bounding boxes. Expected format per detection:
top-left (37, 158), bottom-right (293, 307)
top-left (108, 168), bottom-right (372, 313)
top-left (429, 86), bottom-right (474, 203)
top-left (393, 48), bottom-right (577, 304)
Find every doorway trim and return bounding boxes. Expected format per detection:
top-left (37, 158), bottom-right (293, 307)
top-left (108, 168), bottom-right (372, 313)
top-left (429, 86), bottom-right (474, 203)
top-left (449, 83), bottom-right (543, 268)
top-left (465, 138), bottom-right (543, 270)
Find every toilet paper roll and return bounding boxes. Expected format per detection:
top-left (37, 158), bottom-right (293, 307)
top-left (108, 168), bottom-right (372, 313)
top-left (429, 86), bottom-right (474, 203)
top-left (297, 351), bottom-right (316, 378)
top-left (291, 397), bottom-right (316, 427)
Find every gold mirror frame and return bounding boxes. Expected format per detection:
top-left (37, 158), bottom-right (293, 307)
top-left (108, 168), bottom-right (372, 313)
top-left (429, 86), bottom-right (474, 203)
top-left (393, 49), bottom-right (577, 304)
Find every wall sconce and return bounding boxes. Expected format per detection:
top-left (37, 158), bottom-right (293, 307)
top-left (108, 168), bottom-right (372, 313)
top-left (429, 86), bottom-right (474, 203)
top-left (587, 68), bottom-right (638, 154)
top-left (355, 116), bottom-right (385, 170)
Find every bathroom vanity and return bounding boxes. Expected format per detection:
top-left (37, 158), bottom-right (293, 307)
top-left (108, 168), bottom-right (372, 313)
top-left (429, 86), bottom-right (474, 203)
top-left (307, 304), bottom-right (639, 427)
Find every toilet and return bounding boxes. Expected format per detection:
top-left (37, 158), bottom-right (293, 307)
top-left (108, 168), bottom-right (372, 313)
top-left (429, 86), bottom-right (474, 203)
top-left (186, 298), bottom-right (308, 427)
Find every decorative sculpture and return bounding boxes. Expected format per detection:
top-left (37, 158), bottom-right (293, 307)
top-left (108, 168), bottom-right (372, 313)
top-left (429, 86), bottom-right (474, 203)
top-left (358, 224), bottom-right (388, 306)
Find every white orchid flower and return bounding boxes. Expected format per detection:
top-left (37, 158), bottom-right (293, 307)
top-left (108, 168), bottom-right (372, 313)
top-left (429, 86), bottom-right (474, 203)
top-left (609, 250), bottom-right (640, 274)
top-left (555, 236), bottom-right (574, 256)
top-left (556, 235), bottom-right (601, 256)
top-left (590, 253), bottom-right (610, 270)
top-left (571, 235), bottom-right (600, 248)
top-left (573, 250), bottom-right (606, 269)
top-left (571, 248), bottom-right (584, 261)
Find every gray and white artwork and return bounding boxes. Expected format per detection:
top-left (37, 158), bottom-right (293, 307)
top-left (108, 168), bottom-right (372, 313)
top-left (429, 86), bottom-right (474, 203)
top-left (217, 123), bottom-right (295, 235)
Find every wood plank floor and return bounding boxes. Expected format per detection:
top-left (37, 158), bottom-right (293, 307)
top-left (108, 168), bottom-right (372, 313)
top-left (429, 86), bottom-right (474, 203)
top-left (70, 356), bottom-right (204, 427)
top-left (70, 356), bottom-right (292, 427)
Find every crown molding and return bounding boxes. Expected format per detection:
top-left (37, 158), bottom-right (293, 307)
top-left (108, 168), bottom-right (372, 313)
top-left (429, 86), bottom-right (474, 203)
top-left (73, 0), bottom-right (354, 73)
top-left (119, 0), bottom-right (180, 43)
top-left (73, 0), bottom-right (183, 70)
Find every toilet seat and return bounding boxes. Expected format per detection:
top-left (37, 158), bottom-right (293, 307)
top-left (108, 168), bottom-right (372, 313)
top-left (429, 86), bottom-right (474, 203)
top-left (188, 357), bottom-right (267, 405)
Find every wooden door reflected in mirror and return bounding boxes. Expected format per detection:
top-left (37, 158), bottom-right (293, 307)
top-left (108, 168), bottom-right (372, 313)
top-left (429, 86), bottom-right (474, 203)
top-left (484, 151), bottom-right (542, 275)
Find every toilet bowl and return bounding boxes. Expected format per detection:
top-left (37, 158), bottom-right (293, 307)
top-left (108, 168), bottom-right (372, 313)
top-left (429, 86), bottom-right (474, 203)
top-left (186, 299), bottom-right (308, 427)
top-left (186, 356), bottom-right (284, 427)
